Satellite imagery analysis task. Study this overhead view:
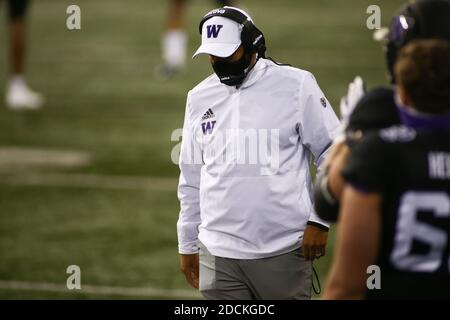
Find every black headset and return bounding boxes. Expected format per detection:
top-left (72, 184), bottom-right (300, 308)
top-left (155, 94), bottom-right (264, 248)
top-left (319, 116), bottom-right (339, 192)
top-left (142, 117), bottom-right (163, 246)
top-left (198, 7), bottom-right (267, 58)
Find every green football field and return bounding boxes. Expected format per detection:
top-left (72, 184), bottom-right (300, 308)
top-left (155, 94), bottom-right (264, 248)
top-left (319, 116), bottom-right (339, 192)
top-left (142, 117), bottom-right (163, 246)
top-left (0, 0), bottom-right (404, 299)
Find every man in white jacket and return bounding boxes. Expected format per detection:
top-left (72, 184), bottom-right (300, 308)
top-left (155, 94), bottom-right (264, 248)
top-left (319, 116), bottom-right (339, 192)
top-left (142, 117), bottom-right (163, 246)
top-left (177, 6), bottom-right (340, 299)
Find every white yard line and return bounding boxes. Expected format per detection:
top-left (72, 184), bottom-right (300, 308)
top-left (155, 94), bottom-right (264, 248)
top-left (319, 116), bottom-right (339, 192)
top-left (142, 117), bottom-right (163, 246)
top-left (0, 146), bottom-right (178, 191)
top-left (0, 280), bottom-right (201, 299)
top-left (0, 147), bottom-right (92, 168)
top-left (0, 173), bottom-right (177, 192)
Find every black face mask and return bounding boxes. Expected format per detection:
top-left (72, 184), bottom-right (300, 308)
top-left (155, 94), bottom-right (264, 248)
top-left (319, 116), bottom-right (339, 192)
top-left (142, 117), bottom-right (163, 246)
top-left (211, 52), bottom-right (252, 86)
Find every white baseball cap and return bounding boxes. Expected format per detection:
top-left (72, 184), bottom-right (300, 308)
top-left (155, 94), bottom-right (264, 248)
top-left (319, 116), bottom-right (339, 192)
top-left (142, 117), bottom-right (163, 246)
top-left (192, 7), bottom-right (253, 58)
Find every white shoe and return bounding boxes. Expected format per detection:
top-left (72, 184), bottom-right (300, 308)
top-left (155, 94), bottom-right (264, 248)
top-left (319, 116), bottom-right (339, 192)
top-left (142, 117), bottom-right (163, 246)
top-left (6, 84), bottom-right (45, 110)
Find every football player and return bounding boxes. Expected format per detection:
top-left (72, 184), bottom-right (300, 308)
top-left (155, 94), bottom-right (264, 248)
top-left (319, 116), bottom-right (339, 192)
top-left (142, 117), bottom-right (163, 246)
top-left (323, 38), bottom-right (450, 299)
top-left (157, 0), bottom-right (234, 79)
top-left (2, 0), bottom-right (44, 110)
top-left (314, 0), bottom-right (450, 222)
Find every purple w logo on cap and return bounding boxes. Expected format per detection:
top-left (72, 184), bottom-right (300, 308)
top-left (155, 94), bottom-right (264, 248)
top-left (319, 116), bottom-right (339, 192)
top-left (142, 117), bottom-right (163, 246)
top-left (206, 25), bottom-right (223, 38)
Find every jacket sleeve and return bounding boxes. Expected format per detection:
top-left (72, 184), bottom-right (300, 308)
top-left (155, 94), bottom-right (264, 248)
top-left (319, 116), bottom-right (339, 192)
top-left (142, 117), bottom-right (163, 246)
top-left (298, 72), bottom-right (341, 229)
top-left (298, 72), bottom-right (341, 167)
top-left (177, 93), bottom-right (204, 254)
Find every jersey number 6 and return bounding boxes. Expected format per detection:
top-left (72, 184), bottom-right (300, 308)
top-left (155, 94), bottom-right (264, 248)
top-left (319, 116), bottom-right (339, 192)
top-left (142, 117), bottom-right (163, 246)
top-left (390, 191), bottom-right (450, 273)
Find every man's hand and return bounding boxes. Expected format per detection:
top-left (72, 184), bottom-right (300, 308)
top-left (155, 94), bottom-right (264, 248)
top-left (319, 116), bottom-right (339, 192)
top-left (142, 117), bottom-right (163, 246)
top-left (180, 253), bottom-right (199, 289)
top-left (302, 224), bottom-right (329, 260)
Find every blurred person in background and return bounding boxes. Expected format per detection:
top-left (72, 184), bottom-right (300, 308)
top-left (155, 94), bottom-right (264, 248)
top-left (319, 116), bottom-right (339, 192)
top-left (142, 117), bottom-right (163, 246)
top-left (2, 0), bottom-right (44, 110)
top-left (324, 38), bottom-right (450, 299)
top-left (313, 0), bottom-right (450, 223)
top-left (177, 6), bottom-right (340, 300)
top-left (156, 0), bottom-right (234, 79)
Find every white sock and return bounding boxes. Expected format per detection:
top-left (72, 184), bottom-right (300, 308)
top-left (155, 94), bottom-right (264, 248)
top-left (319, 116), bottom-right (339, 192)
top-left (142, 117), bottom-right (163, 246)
top-left (162, 30), bottom-right (187, 69)
top-left (8, 75), bottom-right (28, 91)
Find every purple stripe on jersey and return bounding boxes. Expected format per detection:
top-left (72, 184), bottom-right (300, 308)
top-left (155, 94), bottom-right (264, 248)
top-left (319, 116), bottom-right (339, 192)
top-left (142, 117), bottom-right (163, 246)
top-left (396, 105), bottom-right (450, 132)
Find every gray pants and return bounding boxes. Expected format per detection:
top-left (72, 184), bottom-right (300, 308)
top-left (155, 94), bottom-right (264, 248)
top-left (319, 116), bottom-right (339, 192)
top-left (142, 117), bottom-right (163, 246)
top-left (199, 243), bottom-right (312, 300)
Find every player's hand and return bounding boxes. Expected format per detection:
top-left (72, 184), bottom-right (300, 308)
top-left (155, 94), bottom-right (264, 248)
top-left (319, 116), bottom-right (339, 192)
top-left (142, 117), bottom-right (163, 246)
top-left (180, 253), bottom-right (199, 289)
top-left (339, 76), bottom-right (365, 126)
top-left (302, 224), bottom-right (329, 260)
